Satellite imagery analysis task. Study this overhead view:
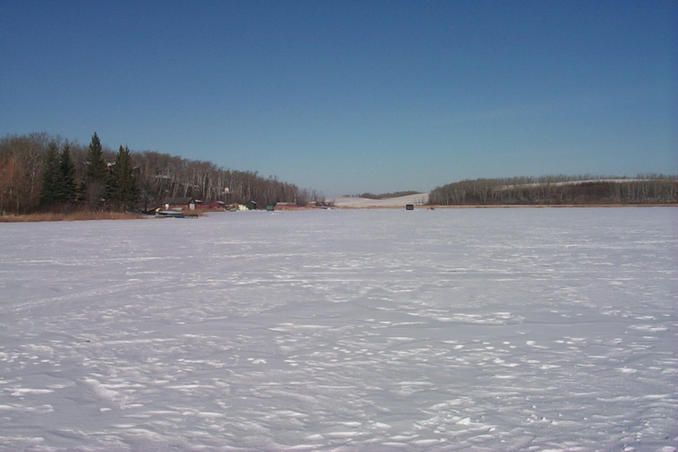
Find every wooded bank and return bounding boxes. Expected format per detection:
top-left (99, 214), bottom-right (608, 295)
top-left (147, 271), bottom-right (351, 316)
top-left (0, 132), bottom-right (320, 214)
top-left (428, 176), bottom-right (678, 206)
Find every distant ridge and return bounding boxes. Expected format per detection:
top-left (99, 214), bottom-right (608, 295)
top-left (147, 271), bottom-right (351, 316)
top-left (429, 176), bottom-right (678, 205)
top-left (332, 176), bottom-right (678, 208)
top-left (332, 193), bottom-right (428, 208)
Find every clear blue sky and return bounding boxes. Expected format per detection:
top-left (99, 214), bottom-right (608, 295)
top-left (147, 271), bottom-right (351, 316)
top-left (1, 0), bottom-right (676, 196)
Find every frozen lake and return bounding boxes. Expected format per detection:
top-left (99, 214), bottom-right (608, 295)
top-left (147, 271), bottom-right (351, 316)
top-left (1, 208), bottom-right (677, 450)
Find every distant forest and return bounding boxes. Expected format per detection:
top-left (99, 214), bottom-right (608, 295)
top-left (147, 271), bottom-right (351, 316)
top-left (428, 175), bottom-right (678, 205)
top-left (0, 132), bottom-right (322, 214)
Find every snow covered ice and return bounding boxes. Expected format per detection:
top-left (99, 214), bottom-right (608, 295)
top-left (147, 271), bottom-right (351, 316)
top-left (1, 207), bottom-right (677, 451)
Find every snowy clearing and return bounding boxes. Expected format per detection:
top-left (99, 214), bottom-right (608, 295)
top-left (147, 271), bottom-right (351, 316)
top-left (1, 208), bottom-right (677, 451)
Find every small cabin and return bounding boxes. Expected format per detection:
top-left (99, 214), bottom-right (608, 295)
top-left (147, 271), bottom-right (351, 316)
top-left (275, 202), bottom-right (297, 211)
top-left (208, 201), bottom-right (225, 209)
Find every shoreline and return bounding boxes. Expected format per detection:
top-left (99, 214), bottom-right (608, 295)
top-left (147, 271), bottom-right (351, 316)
top-left (332, 203), bottom-right (678, 210)
top-left (421, 203), bottom-right (678, 209)
top-left (0, 211), bottom-right (147, 223)
top-left (2, 203), bottom-right (676, 222)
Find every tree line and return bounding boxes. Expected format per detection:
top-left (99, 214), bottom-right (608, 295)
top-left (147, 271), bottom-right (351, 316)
top-left (0, 132), bottom-right (320, 214)
top-left (428, 175), bottom-right (678, 205)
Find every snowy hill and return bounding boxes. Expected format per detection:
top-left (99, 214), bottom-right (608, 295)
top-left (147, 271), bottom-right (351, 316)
top-left (332, 192), bottom-right (429, 208)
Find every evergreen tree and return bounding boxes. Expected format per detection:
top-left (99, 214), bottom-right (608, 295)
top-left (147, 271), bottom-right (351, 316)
top-left (57, 143), bottom-right (77, 204)
top-left (85, 132), bottom-right (107, 182)
top-left (108, 146), bottom-right (139, 210)
top-left (40, 141), bottom-right (61, 208)
top-left (83, 132), bottom-right (107, 207)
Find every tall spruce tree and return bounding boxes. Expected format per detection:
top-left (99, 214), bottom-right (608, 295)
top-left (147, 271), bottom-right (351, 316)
top-left (85, 132), bottom-right (106, 182)
top-left (57, 143), bottom-right (77, 204)
top-left (107, 146), bottom-right (139, 210)
top-left (40, 141), bottom-right (61, 208)
top-left (83, 132), bottom-right (107, 207)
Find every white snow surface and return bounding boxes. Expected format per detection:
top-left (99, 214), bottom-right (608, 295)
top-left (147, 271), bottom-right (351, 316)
top-left (1, 208), bottom-right (677, 451)
top-left (332, 193), bottom-right (428, 208)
